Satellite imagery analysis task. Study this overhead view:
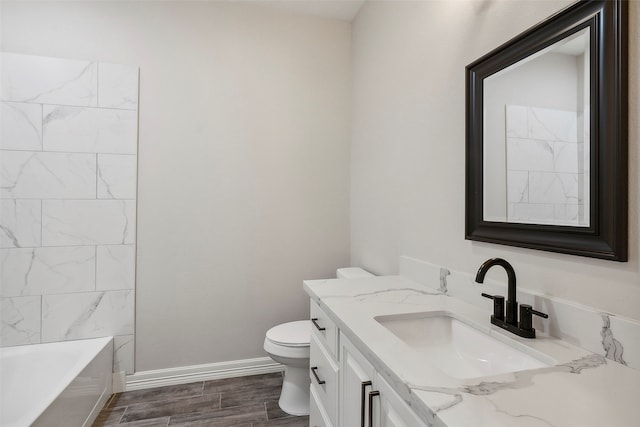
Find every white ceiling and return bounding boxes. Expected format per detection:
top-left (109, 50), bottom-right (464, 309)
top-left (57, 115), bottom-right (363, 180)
top-left (27, 0), bottom-right (366, 22)
top-left (240, 0), bottom-right (366, 21)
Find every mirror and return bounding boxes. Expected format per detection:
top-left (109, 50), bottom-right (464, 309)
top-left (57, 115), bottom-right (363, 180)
top-left (484, 28), bottom-right (591, 227)
top-left (466, 0), bottom-right (628, 261)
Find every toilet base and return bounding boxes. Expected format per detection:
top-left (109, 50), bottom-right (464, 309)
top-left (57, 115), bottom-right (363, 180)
top-left (278, 365), bottom-right (310, 416)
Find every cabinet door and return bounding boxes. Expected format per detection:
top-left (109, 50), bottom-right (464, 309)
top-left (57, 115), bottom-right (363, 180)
top-left (379, 400), bottom-right (411, 427)
top-left (340, 333), bottom-right (376, 427)
top-left (375, 374), bottom-right (428, 427)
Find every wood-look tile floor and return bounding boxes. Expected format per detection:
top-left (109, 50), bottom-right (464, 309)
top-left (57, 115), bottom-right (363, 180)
top-left (93, 372), bottom-right (309, 427)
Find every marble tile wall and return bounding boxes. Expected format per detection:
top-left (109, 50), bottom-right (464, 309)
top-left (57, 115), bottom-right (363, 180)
top-left (0, 52), bottom-right (138, 374)
top-left (399, 255), bottom-right (640, 370)
top-left (505, 105), bottom-right (588, 226)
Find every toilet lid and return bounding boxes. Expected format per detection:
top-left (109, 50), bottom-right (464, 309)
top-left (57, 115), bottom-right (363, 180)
top-left (266, 320), bottom-right (310, 347)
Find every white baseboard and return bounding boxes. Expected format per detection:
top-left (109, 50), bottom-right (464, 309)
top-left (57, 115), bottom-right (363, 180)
top-left (125, 357), bottom-right (284, 391)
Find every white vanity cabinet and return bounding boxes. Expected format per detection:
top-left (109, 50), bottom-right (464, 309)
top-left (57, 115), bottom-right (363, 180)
top-left (310, 385), bottom-right (332, 427)
top-left (309, 300), bottom-right (339, 427)
top-left (310, 333), bottom-right (339, 426)
top-left (375, 374), bottom-right (428, 427)
top-left (340, 333), bottom-right (427, 427)
top-left (340, 332), bottom-right (375, 427)
top-left (309, 299), bottom-right (428, 427)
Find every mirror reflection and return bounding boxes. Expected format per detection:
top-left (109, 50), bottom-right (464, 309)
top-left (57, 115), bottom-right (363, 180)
top-left (482, 28), bottom-right (590, 227)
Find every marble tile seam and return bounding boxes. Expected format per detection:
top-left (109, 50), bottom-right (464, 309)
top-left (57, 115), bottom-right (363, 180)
top-left (1, 100), bottom-right (137, 111)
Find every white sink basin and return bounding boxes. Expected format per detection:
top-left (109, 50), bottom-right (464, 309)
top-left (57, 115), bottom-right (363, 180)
top-left (375, 311), bottom-right (553, 379)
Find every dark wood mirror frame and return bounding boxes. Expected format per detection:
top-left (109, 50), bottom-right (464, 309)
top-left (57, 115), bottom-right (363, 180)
top-left (466, 0), bottom-right (628, 261)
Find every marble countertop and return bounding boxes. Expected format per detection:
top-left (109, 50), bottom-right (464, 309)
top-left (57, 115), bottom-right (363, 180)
top-left (304, 275), bottom-right (640, 427)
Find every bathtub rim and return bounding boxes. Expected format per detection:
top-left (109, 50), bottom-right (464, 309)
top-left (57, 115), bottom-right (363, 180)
top-left (0, 336), bottom-right (113, 427)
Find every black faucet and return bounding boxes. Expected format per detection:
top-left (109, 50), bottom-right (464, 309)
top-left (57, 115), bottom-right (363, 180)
top-left (475, 258), bottom-right (548, 338)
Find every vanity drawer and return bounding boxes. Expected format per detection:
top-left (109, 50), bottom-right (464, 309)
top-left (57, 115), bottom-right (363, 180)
top-left (310, 332), bottom-right (339, 427)
top-left (310, 385), bottom-right (333, 427)
top-left (310, 299), bottom-right (338, 359)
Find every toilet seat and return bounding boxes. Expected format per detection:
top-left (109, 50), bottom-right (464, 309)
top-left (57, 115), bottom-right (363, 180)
top-left (265, 320), bottom-right (310, 347)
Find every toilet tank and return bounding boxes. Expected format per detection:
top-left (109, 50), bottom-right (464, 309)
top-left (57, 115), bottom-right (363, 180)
top-left (336, 267), bottom-right (374, 279)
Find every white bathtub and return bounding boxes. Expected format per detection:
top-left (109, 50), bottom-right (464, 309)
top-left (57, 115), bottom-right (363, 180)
top-left (0, 337), bottom-right (113, 427)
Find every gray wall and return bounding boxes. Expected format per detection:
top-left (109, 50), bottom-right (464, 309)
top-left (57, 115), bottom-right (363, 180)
top-left (350, 0), bottom-right (640, 320)
top-left (1, 1), bottom-right (351, 371)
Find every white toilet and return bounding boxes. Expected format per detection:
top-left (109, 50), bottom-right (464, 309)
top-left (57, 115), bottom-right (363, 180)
top-left (263, 267), bottom-right (374, 416)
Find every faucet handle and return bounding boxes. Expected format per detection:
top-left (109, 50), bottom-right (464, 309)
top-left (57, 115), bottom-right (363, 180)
top-left (481, 293), bottom-right (505, 321)
top-left (530, 307), bottom-right (548, 319)
top-left (519, 304), bottom-right (548, 331)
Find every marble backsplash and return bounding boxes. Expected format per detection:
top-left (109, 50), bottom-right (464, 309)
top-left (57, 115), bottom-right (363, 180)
top-left (0, 52), bottom-right (138, 374)
top-left (399, 255), bottom-right (640, 370)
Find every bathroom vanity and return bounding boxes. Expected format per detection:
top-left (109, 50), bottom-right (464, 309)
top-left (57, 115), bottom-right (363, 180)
top-left (304, 275), bottom-right (640, 427)
top-left (309, 298), bottom-right (426, 427)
